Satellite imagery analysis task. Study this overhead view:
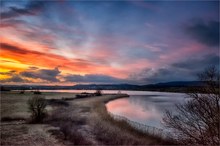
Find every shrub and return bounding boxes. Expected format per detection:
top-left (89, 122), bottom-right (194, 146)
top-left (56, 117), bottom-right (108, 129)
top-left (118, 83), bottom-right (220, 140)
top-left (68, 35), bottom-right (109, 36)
top-left (19, 90), bottom-right (25, 94)
top-left (47, 107), bottom-right (92, 145)
top-left (94, 89), bottom-right (102, 96)
top-left (76, 94), bottom-right (89, 98)
top-left (163, 66), bottom-right (220, 145)
top-left (33, 90), bottom-right (41, 94)
top-left (27, 96), bottom-right (47, 123)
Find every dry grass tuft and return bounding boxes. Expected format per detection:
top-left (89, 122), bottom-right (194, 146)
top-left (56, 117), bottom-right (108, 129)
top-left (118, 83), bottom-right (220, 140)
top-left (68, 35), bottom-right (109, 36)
top-left (46, 107), bottom-right (92, 145)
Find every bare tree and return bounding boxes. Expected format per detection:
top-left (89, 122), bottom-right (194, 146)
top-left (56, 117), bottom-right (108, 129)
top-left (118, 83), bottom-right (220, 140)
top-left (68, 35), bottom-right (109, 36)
top-left (163, 66), bottom-right (220, 145)
top-left (27, 95), bottom-right (47, 123)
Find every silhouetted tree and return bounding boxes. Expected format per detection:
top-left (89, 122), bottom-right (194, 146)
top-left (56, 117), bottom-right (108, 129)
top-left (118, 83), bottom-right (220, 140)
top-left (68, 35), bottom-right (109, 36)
top-left (27, 96), bottom-right (47, 123)
top-left (163, 66), bottom-right (220, 145)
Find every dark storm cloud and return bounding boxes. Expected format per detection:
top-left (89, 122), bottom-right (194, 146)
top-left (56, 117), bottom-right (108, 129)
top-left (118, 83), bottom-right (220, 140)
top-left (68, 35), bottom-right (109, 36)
top-left (1, 1), bottom-right (45, 19)
top-left (172, 54), bottom-right (219, 70)
top-left (21, 67), bottom-right (61, 82)
top-left (1, 43), bottom-right (27, 54)
top-left (0, 70), bottom-right (24, 83)
top-left (64, 74), bottom-right (124, 83)
top-left (0, 67), bottom-right (61, 83)
top-left (185, 20), bottom-right (219, 47)
top-left (130, 55), bottom-right (220, 84)
top-left (132, 67), bottom-right (194, 84)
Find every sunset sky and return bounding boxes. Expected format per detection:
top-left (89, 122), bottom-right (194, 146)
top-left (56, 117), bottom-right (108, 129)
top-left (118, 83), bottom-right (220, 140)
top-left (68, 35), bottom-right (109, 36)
top-left (0, 0), bottom-right (219, 85)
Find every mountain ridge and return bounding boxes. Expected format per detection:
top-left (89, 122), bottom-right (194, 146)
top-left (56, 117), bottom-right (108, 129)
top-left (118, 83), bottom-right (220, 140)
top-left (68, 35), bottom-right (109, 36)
top-left (1, 81), bottom-right (205, 92)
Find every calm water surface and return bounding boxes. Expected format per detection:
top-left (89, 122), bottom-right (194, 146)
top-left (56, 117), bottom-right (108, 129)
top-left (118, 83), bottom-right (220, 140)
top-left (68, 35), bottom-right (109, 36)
top-left (106, 92), bottom-right (188, 129)
top-left (39, 89), bottom-right (181, 95)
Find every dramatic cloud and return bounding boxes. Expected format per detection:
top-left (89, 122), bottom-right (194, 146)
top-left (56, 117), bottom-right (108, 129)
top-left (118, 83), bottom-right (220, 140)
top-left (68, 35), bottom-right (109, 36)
top-left (129, 67), bottom-right (194, 84)
top-left (0, 1), bottom-right (45, 19)
top-left (0, 1), bottom-right (219, 85)
top-left (130, 55), bottom-right (220, 84)
top-left (172, 54), bottom-right (219, 71)
top-left (20, 67), bottom-right (61, 82)
top-left (1, 43), bottom-right (26, 54)
top-left (0, 74), bottom-right (28, 83)
top-left (0, 42), bottom-right (95, 73)
top-left (185, 20), bottom-right (219, 47)
top-left (64, 74), bottom-right (124, 84)
top-left (0, 67), bottom-right (61, 83)
top-left (0, 70), bottom-right (16, 75)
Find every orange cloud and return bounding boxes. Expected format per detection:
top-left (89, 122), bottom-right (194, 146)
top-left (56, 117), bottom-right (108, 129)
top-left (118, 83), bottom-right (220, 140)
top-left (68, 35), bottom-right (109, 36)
top-left (0, 40), bottom-right (130, 81)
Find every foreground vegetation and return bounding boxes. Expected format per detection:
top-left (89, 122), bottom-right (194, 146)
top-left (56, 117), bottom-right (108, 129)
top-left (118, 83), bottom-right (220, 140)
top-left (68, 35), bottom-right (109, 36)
top-left (1, 91), bottom-right (172, 145)
top-left (163, 66), bottom-right (220, 145)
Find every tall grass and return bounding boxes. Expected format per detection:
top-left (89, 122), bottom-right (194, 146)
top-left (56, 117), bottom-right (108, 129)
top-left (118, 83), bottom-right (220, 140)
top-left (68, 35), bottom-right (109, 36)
top-left (90, 96), bottom-right (175, 145)
top-left (46, 106), bottom-right (92, 145)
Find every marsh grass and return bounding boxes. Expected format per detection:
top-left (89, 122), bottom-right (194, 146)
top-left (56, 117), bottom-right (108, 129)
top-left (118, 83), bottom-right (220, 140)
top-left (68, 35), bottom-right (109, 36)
top-left (91, 99), bottom-right (174, 145)
top-left (1, 91), bottom-right (77, 146)
top-left (46, 106), bottom-right (92, 145)
top-left (1, 122), bottom-right (63, 146)
top-left (1, 91), bottom-right (76, 120)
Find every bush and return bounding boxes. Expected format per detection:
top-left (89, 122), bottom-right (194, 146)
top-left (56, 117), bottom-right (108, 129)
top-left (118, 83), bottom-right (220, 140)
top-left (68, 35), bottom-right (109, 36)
top-left (27, 96), bottom-right (47, 123)
top-left (33, 90), bottom-right (41, 94)
top-left (19, 90), bottom-right (25, 94)
top-left (76, 94), bottom-right (89, 98)
top-left (94, 89), bottom-right (102, 96)
top-left (163, 66), bottom-right (220, 145)
top-left (47, 107), bottom-right (92, 145)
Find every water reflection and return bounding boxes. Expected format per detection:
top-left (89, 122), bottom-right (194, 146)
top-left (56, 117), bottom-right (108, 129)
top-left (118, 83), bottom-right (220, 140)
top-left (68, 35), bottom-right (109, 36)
top-left (106, 93), bottom-right (187, 129)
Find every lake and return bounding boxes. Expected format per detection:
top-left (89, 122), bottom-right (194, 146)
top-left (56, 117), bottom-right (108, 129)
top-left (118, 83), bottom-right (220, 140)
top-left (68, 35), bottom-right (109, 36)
top-left (105, 91), bottom-right (188, 130)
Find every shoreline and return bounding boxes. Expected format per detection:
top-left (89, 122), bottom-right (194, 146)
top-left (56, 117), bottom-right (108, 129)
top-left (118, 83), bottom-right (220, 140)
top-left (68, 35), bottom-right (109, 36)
top-left (2, 89), bottom-right (190, 94)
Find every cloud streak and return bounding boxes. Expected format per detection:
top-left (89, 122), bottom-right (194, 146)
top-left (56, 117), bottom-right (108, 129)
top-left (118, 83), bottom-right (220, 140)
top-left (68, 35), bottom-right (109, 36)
top-left (64, 74), bottom-right (124, 84)
top-left (0, 1), bottom-right (45, 19)
top-left (21, 67), bottom-right (61, 82)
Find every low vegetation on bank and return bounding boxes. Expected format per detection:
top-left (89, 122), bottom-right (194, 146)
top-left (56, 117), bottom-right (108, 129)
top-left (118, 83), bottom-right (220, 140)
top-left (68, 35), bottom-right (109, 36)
top-left (163, 66), bottom-right (220, 145)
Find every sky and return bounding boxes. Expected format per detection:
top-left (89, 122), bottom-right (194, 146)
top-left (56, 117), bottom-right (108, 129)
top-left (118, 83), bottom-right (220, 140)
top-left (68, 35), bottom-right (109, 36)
top-left (0, 0), bottom-right (219, 85)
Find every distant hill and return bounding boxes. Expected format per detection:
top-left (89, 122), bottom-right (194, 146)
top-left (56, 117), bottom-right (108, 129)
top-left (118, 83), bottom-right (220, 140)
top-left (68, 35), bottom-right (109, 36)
top-left (72, 81), bottom-right (205, 90)
top-left (72, 84), bottom-right (141, 90)
top-left (1, 81), bottom-right (205, 92)
top-left (143, 81), bottom-right (205, 88)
